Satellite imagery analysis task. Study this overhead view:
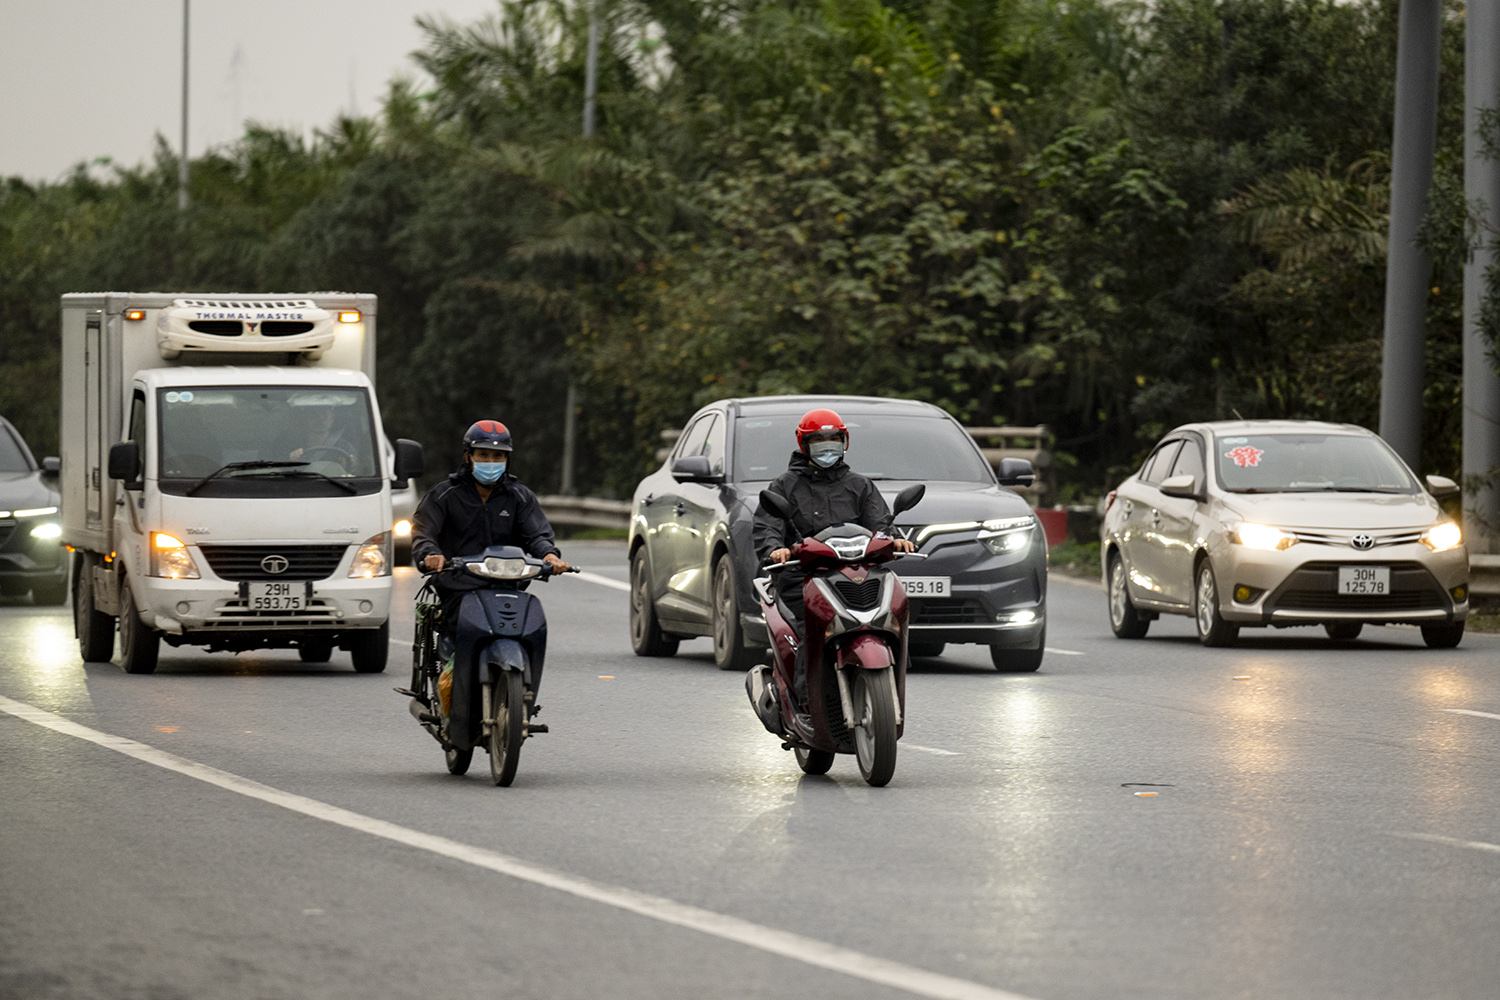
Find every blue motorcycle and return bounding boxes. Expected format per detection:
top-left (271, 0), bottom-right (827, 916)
top-left (402, 546), bottom-right (576, 786)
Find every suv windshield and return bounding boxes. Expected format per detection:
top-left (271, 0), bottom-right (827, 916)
top-left (1215, 433), bottom-right (1419, 494)
top-left (735, 413), bottom-right (993, 483)
top-left (158, 386), bottom-right (380, 496)
top-left (0, 427), bottom-right (30, 472)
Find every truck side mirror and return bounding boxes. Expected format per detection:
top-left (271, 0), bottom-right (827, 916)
top-left (393, 439), bottom-right (424, 485)
top-left (107, 442), bottom-right (141, 487)
top-left (41, 456), bottom-right (60, 480)
top-left (892, 484), bottom-right (925, 515)
top-left (997, 457), bottom-right (1035, 487)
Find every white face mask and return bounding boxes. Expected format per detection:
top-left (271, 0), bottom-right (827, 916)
top-left (808, 440), bottom-right (845, 468)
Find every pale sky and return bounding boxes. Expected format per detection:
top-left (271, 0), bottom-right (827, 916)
top-left (0, 0), bottom-right (499, 182)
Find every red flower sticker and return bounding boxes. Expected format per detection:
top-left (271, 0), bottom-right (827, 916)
top-left (1225, 445), bottom-right (1264, 468)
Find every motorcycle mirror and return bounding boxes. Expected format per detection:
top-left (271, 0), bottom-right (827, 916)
top-left (758, 489), bottom-right (793, 521)
top-left (892, 483), bottom-right (925, 515)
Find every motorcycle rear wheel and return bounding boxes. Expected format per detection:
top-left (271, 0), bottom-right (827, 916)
top-left (489, 671), bottom-right (526, 787)
top-left (852, 668), bottom-right (898, 787)
top-left (794, 745), bottom-right (834, 775)
top-left (445, 747), bottom-right (473, 775)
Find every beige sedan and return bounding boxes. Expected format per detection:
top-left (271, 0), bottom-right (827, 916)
top-left (1100, 420), bottom-right (1468, 648)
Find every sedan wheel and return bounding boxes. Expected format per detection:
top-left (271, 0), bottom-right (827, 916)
top-left (1107, 554), bottom-right (1150, 639)
top-left (1195, 561), bottom-right (1239, 648)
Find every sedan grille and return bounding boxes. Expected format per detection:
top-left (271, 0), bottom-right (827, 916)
top-left (198, 544), bottom-right (347, 581)
top-left (909, 599), bottom-right (989, 625)
top-left (1267, 561), bottom-right (1449, 614)
top-left (833, 577), bottom-right (883, 611)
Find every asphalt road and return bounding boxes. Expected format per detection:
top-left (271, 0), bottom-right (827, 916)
top-left (3, 540), bottom-right (1499, 1000)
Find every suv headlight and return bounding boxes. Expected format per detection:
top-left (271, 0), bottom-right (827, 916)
top-left (1230, 523), bottom-right (1296, 551)
top-left (348, 532), bottom-right (392, 578)
top-left (1421, 521), bottom-right (1462, 552)
top-left (979, 517), bottom-right (1035, 554)
top-left (151, 532), bottom-right (201, 579)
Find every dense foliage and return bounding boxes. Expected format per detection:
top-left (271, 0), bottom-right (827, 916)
top-left (0, 0), bottom-right (1487, 496)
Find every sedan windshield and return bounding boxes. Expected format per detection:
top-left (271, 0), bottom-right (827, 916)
top-left (1215, 433), bottom-right (1419, 494)
top-left (735, 413), bottom-right (993, 483)
top-left (158, 386), bottom-right (379, 493)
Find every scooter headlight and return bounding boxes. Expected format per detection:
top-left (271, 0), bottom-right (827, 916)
top-left (480, 557), bottom-right (541, 580)
top-left (348, 532), bottom-right (392, 578)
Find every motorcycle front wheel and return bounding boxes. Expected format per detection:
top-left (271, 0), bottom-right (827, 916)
top-left (851, 668), bottom-right (898, 787)
top-left (489, 671), bottom-right (526, 787)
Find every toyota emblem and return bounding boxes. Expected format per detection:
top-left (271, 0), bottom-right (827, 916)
top-left (1350, 533), bottom-right (1375, 550)
top-left (260, 554), bottom-right (290, 574)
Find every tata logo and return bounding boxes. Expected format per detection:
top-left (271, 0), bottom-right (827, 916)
top-left (260, 554), bottom-right (290, 575)
top-left (246, 321), bottom-right (260, 333)
top-left (1350, 533), bottom-right (1376, 550)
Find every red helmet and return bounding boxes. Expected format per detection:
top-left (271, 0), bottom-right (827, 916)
top-left (795, 408), bottom-right (849, 455)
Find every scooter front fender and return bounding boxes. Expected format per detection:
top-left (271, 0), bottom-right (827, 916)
top-left (835, 633), bottom-right (894, 670)
top-left (481, 637), bottom-right (531, 687)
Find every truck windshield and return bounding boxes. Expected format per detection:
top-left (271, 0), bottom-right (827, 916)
top-left (157, 386), bottom-right (380, 495)
top-left (1214, 433), bottom-right (1420, 494)
top-left (734, 413), bottom-right (994, 483)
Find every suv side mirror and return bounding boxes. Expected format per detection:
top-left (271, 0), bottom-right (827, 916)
top-left (997, 457), bottom-right (1035, 487)
top-left (1426, 474), bottom-right (1459, 499)
top-left (41, 456), bottom-right (60, 479)
top-left (671, 455), bottom-right (719, 482)
top-left (393, 439), bottom-right (424, 484)
top-left (107, 441), bottom-right (141, 487)
top-left (758, 489), bottom-right (793, 522)
top-left (1159, 473), bottom-right (1202, 500)
top-left (892, 484), bottom-right (925, 515)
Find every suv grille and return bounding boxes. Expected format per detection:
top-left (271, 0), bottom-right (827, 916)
top-left (909, 599), bottom-right (989, 625)
top-left (199, 544), bottom-right (347, 581)
top-left (833, 577), bottom-right (882, 611)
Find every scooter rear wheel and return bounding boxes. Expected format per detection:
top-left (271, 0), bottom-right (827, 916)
top-left (445, 747), bottom-right (473, 775)
top-left (489, 671), bottom-right (525, 787)
top-left (794, 745), bottom-right (834, 775)
top-left (852, 668), bottom-right (898, 787)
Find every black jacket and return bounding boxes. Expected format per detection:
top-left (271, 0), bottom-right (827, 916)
top-left (752, 451), bottom-right (893, 561)
top-left (411, 470), bottom-right (561, 570)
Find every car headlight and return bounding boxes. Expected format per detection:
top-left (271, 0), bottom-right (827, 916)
top-left (1230, 523), bottom-right (1296, 551)
top-left (979, 519), bottom-right (1035, 554)
top-left (348, 532), bottom-right (392, 578)
top-left (1421, 521), bottom-right (1462, 552)
top-left (30, 522), bottom-right (62, 540)
top-left (393, 519), bottom-right (412, 537)
top-left (151, 532), bottom-right (201, 579)
top-left (16, 506), bottom-right (58, 517)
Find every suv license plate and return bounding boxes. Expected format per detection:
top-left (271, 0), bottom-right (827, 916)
top-left (902, 576), bottom-right (951, 598)
top-left (1338, 566), bottom-right (1389, 595)
top-left (248, 581), bottom-right (305, 610)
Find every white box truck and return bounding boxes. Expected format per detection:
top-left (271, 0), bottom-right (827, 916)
top-left (60, 292), bottom-right (423, 674)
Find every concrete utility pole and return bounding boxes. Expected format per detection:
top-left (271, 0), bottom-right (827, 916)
top-left (560, 2), bottom-right (601, 496)
top-left (1465, 0), bottom-right (1500, 553)
top-left (178, 0), bottom-right (190, 212)
top-left (1380, 0), bottom-right (1443, 471)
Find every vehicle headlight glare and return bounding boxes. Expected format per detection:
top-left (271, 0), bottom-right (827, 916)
top-left (1232, 523), bottom-right (1294, 550)
top-left (30, 522), bottom-right (62, 540)
top-left (1422, 521), bottom-right (1462, 552)
top-left (980, 523), bottom-right (1034, 554)
top-left (348, 532), bottom-right (392, 578)
top-left (150, 532), bottom-right (200, 579)
top-left (393, 519), bottom-right (412, 536)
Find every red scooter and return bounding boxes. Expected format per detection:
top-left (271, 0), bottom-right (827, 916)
top-left (747, 485), bottom-right (925, 786)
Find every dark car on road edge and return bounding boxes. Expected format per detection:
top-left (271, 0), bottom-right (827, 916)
top-left (0, 417), bottom-right (66, 605)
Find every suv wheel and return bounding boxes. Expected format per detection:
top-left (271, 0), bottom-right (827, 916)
top-left (711, 556), bottom-right (754, 671)
top-left (630, 548), bottom-right (679, 657)
top-left (1195, 560), bottom-right (1239, 648)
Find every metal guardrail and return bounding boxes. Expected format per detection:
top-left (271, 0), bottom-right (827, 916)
top-left (1471, 554), bottom-right (1500, 597)
top-left (538, 495), bottom-right (632, 531)
top-left (965, 425), bottom-right (1053, 505)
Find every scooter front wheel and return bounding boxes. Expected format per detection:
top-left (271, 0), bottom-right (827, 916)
top-left (795, 745), bottom-right (834, 775)
top-left (851, 668), bottom-right (898, 787)
top-left (489, 671), bottom-right (525, 787)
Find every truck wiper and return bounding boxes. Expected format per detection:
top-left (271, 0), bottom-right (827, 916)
top-left (242, 468), bottom-right (360, 494)
top-left (185, 460), bottom-right (309, 496)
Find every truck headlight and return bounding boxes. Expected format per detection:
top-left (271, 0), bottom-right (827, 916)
top-left (151, 533), bottom-right (200, 579)
top-left (348, 532), bottom-right (392, 578)
top-left (393, 519), bottom-right (412, 536)
top-left (30, 522), bottom-right (62, 540)
top-left (1230, 523), bottom-right (1295, 551)
top-left (1421, 521), bottom-right (1462, 552)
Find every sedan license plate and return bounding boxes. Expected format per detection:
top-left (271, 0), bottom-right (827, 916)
top-left (901, 576), bottom-right (951, 598)
top-left (248, 581), bottom-right (305, 611)
top-left (1338, 566), bottom-right (1389, 596)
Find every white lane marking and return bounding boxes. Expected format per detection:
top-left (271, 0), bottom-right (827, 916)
top-left (1392, 832), bottom-right (1500, 855)
top-left (1443, 708), bottom-right (1500, 722)
top-left (574, 570), bottom-right (631, 593)
top-left (1044, 647), bottom-right (1083, 656)
top-left (0, 694), bottom-right (1035, 1000)
top-left (903, 743), bottom-right (960, 756)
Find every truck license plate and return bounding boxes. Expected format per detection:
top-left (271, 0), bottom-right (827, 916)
top-left (248, 581), bottom-right (305, 610)
top-left (901, 576), bottom-right (951, 598)
top-left (1338, 566), bottom-right (1389, 595)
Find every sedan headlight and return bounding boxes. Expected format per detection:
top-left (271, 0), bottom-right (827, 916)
top-left (1230, 523), bottom-right (1296, 551)
top-left (151, 532), bottom-right (201, 579)
top-left (348, 532), bottom-right (392, 578)
top-left (1421, 521), bottom-right (1462, 552)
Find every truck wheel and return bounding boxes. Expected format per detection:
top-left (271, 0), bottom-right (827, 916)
top-left (299, 641), bottom-right (333, 663)
top-left (711, 557), bottom-right (754, 671)
top-left (630, 548), bottom-right (679, 657)
top-left (349, 624), bottom-right (389, 673)
top-left (74, 555), bottom-right (115, 663)
top-left (118, 582), bottom-right (160, 675)
top-left (32, 578), bottom-right (68, 606)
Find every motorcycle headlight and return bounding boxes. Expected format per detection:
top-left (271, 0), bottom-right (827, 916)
top-left (1421, 521), bottom-right (1462, 552)
top-left (1230, 523), bottom-right (1295, 551)
top-left (151, 532), bottom-right (201, 579)
top-left (480, 557), bottom-right (541, 580)
top-left (348, 532), bottom-right (392, 578)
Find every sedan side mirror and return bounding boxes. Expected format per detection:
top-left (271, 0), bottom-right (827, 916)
top-left (107, 441), bottom-right (141, 487)
top-left (393, 438), bottom-right (424, 485)
top-left (997, 457), bottom-right (1035, 487)
top-left (758, 489), bottom-right (793, 522)
top-left (41, 456), bottom-right (60, 480)
top-left (1159, 473), bottom-right (1202, 500)
top-left (892, 484), bottom-right (925, 515)
top-left (671, 455), bottom-right (719, 482)
top-left (1425, 474), bottom-right (1459, 499)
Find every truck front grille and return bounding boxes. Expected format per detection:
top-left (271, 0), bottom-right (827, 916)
top-left (260, 321), bottom-right (314, 336)
top-left (187, 320), bottom-right (243, 336)
top-left (198, 544), bottom-right (348, 581)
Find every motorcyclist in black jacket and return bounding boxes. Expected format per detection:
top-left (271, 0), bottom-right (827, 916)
top-left (752, 407), bottom-right (914, 705)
